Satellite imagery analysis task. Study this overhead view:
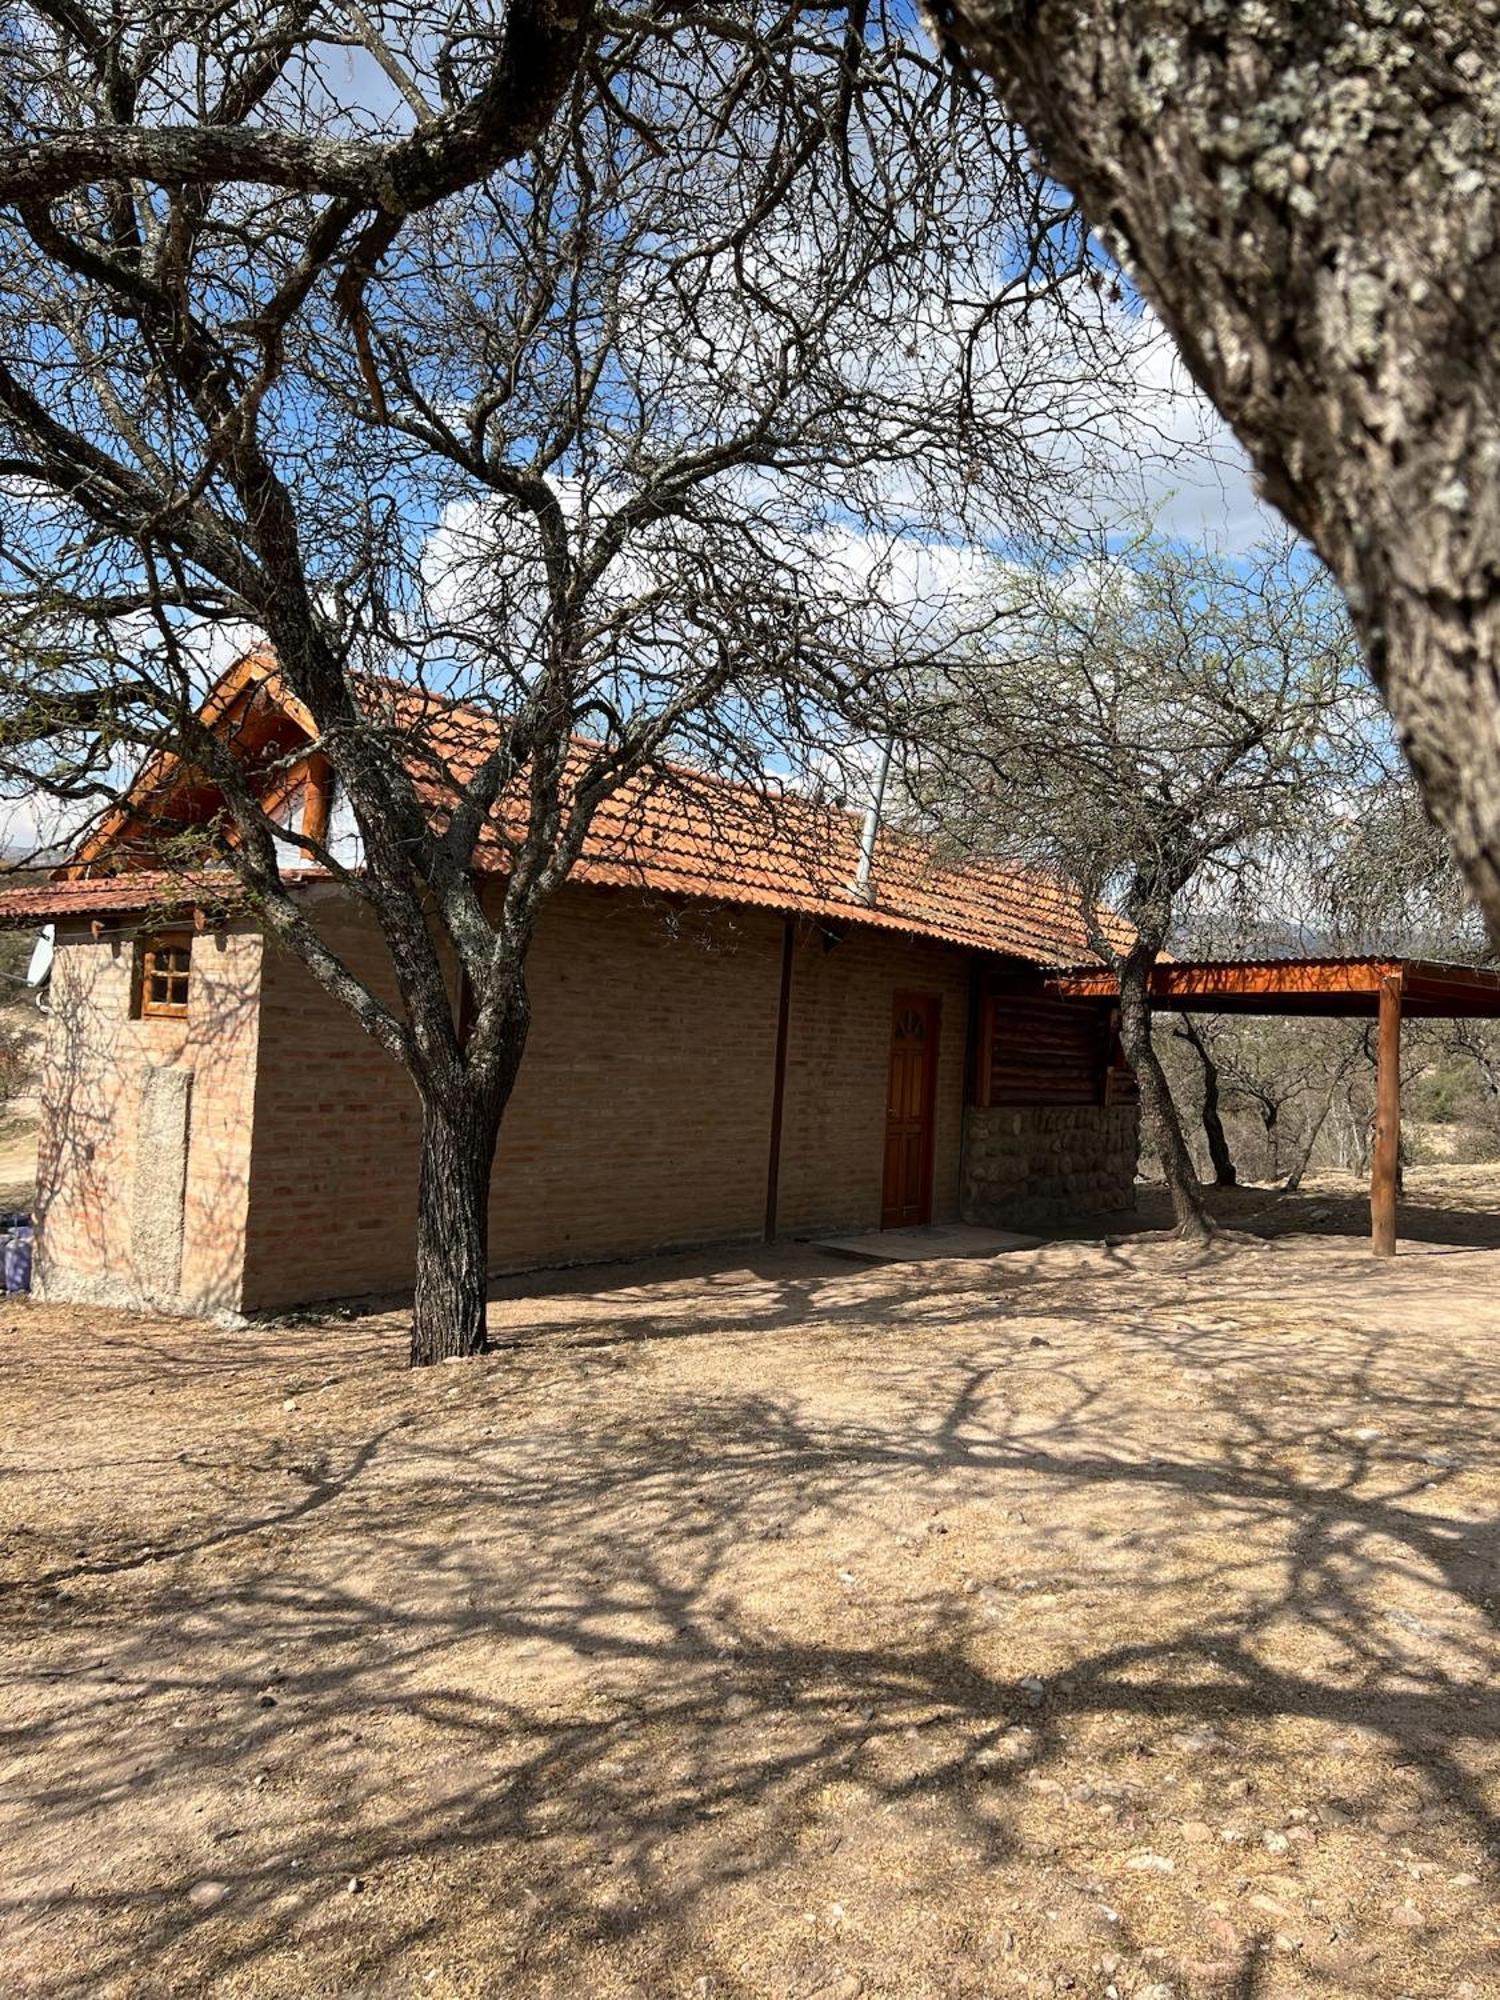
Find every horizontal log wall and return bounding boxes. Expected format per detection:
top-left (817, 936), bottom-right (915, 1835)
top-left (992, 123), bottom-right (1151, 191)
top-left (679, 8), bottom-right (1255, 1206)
top-left (977, 980), bottom-right (1135, 1110)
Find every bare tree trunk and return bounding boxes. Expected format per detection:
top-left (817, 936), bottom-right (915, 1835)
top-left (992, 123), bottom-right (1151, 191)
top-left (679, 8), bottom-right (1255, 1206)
top-left (408, 980), bottom-right (531, 1368)
top-left (1285, 1044), bottom-right (1362, 1192)
top-left (1283, 1092), bottom-right (1333, 1193)
top-left (1117, 948), bottom-right (1212, 1241)
top-left (1175, 1015), bottom-right (1236, 1187)
top-left (411, 1085), bottom-right (504, 1366)
top-left (934, 2), bottom-right (1500, 946)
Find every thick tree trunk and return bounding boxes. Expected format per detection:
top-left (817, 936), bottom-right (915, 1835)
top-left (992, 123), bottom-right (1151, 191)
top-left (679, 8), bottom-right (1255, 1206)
top-left (1175, 1016), bottom-right (1236, 1187)
top-left (408, 967), bottom-right (532, 1367)
top-left (935, 2), bottom-right (1500, 945)
top-left (1117, 950), bottom-right (1212, 1241)
top-left (1260, 1104), bottom-right (1280, 1183)
top-left (410, 1085), bottom-right (505, 1366)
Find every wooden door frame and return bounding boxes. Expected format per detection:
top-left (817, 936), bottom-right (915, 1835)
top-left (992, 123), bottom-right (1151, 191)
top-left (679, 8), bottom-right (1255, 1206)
top-left (883, 988), bottom-right (942, 1228)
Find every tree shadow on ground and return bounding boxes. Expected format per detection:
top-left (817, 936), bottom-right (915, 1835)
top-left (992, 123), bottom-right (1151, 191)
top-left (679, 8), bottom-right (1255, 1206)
top-left (1092, 1172), bottom-right (1500, 1252)
top-left (4, 1238), bottom-right (1500, 1997)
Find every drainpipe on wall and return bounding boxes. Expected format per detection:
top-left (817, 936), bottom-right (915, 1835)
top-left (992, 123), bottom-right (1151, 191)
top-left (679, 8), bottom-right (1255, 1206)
top-left (763, 916), bottom-right (797, 1243)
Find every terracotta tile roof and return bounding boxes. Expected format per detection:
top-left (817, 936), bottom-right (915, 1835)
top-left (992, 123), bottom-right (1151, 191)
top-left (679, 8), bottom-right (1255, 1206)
top-left (0, 870), bottom-right (247, 924)
top-left (0, 672), bottom-right (1118, 968)
top-left (366, 681), bottom-right (1117, 967)
top-left (551, 773), bottom-right (1107, 964)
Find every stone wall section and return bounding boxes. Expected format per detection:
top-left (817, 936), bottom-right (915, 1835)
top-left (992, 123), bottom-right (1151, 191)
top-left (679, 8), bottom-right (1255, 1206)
top-left (960, 1103), bottom-right (1138, 1228)
top-left (35, 921), bottom-right (263, 1313)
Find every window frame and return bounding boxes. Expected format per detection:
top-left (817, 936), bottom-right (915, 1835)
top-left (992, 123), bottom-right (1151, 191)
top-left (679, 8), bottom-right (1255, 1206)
top-left (135, 929), bottom-right (193, 1021)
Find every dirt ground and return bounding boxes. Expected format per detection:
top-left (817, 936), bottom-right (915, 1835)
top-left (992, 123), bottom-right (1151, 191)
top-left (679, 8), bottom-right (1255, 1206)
top-left (6, 1173), bottom-right (1500, 1998)
top-left (0, 996), bottom-right (45, 1211)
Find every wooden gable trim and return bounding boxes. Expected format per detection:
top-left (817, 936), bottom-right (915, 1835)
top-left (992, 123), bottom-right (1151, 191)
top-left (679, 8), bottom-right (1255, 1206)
top-left (302, 754), bottom-right (333, 848)
top-left (66, 649), bottom-right (319, 874)
top-left (254, 750), bottom-right (332, 853)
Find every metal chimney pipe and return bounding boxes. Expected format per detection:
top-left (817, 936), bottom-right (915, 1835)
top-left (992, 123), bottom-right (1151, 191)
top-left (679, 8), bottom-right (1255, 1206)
top-left (852, 738), bottom-right (895, 901)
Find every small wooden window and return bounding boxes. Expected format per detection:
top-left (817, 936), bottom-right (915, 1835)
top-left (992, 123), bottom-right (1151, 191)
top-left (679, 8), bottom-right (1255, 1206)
top-left (136, 931), bottom-right (192, 1019)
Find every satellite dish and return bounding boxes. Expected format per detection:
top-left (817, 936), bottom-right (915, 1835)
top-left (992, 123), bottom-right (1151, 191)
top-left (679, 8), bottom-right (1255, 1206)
top-left (26, 924), bottom-right (53, 990)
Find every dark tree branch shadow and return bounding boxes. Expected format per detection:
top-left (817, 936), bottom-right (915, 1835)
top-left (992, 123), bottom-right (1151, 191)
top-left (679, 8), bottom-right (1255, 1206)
top-left (4, 1238), bottom-right (1500, 1995)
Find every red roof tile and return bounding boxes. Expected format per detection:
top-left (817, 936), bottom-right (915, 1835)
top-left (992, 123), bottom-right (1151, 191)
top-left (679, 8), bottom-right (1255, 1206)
top-left (369, 683), bottom-right (1116, 966)
top-left (0, 674), bottom-right (1117, 967)
top-left (0, 870), bottom-right (247, 924)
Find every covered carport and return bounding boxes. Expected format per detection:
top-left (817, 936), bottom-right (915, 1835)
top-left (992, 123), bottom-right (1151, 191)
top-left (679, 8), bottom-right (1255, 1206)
top-left (1047, 957), bottom-right (1500, 1256)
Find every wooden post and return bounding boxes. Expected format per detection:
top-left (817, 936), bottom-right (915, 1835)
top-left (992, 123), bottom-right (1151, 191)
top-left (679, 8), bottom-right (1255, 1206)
top-left (1371, 972), bottom-right (1403, 1257)
top-left (301, 754), bottom-right (334, 851)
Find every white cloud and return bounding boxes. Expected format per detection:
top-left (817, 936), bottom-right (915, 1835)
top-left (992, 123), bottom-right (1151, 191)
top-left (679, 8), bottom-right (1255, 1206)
top-left (0, 790), bottom-right (100, 864)
top-left (1101, 315), bottom-right (1272, 551)
top-left (185, 619), bottom-right (264, 683)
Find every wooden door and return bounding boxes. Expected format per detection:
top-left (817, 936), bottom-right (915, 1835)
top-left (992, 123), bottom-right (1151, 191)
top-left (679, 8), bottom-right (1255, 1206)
top-left (882, 992), bottom-right (941, 1228)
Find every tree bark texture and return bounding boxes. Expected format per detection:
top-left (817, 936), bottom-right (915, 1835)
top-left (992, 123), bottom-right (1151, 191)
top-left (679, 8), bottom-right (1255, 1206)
top-left (933, 2), bottom-right (1500, 940)
top-left (1176, 1016), bottom-right (1237, 1186)
top-left (408, 973), bottom-right (531, 1367)
top-left (411, 1084), bottom-right (506, 1366)
top-left (1117, 950), bottom-right (1212, 1240)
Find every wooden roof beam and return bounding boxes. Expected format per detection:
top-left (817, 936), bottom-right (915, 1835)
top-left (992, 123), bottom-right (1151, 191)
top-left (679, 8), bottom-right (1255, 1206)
top-left (1047, 958), bottom-right (1500, 1020)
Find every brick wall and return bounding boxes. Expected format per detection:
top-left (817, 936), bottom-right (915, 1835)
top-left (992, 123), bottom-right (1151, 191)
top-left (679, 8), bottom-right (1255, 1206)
top-left (239, 886), bottom-right (792, 1307)
top-left (238, 890), bottom-right (977, 1309)
top-left (238, 889), bottom-right (420, 1308)
top-left (35, 921), bottom-right (263, 1312)
top-left (33, 883), bottom-right (1132, 1316)
top-left (774, 922), bottom-right (970, 1236)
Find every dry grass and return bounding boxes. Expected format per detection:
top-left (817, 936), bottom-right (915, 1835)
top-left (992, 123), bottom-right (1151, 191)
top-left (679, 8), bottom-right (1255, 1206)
top-left (6, 1170), bottom-right (1500, 1997)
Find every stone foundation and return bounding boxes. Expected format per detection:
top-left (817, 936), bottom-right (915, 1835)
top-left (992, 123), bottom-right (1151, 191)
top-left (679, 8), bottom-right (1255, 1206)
top-left (961, 1103), bottom-right (1139, 1229)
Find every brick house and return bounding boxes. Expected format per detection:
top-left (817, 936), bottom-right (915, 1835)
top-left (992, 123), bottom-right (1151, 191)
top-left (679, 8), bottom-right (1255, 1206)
top-left (0, 654), bottom-right (1138, 1315)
